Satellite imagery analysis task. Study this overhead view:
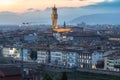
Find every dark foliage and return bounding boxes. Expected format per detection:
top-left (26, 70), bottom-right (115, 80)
top-left (61, 72), bottom-right (67, 80)
top-left (43, 73), bottom-right (53, 80)
top-left (30, 49), bottom-right (37, 60)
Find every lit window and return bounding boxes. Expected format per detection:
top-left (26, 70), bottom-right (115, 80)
top-left (89, 56), bottom-right (91, 59)
top-left (80, 56), bottom-right (81, 58)
top-left (92, 65), bottom-right (96, 69)
top-left (87, 60), bottom-right (89, 63)
top-left (80, 64), bottom-right (83, 68)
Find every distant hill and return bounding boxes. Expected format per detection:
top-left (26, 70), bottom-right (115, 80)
top-left (70, 13), bottom-right (120, 25)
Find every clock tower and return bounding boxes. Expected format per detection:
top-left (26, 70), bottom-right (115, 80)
top-left (51, 5), bottom-right (58, 29)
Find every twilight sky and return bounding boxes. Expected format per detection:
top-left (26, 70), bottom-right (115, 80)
top-left (0, 0), bottom-right (119, 25)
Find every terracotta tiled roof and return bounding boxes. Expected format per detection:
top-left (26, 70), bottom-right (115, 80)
top-left (0, 71), bottom-right (5, 77)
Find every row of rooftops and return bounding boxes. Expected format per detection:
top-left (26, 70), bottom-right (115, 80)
top-left (0, 65), bottom-right (21, 77)
top-left (105, 51), bottom-right (120, 59)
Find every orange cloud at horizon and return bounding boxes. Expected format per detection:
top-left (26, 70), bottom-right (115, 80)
top-left (0, 0), bottom-right (107, 13)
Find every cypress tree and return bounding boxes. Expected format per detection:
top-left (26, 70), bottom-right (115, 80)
top-left (30, 49), bottom-right (37, 60)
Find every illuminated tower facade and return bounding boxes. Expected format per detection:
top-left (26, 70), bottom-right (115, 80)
top-left (51, 5), bottom-right (58, 29)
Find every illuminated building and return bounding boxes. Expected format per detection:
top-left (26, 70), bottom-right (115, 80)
top-left (78, 51), bottom-right (92, 69)
top-left (2, 48), bottom-right (20, 58)
top-left (51, 5), bottom-right (58, 29)
top-left (51, 5), bottom-right (73, 42)
top-left (51, 5), bottom-right (72, 33)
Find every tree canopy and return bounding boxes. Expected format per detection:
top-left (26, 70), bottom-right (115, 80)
top-left (30, 49), bottom-right (37, 60)
top-left (61, 72), bottom-right (67, 80)
top-left (42, 73), bottom-right (53, 80)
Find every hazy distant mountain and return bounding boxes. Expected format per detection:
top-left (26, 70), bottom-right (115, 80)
top-left (71, 13), bottom-right (120, 25)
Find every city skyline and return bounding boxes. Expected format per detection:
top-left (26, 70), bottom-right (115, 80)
top-left (0, 0), bottom-right (120, 25)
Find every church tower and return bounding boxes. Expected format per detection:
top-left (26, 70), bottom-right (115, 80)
top-left (51, 5), bottom-right (58, 29)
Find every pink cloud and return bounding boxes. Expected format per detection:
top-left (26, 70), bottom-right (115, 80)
top-left (0, 0), bottom-right (107, 12)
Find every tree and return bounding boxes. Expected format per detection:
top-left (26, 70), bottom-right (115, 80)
top-left (30, 49), bottom-right (37, 60)
top-left (61, 72), bottom-right (67, 80)
top-left (42, 73), bottom-right (53, 80)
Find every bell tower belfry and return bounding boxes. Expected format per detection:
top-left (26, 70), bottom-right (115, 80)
top-left (51, 5), bottom-right (58, 29)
